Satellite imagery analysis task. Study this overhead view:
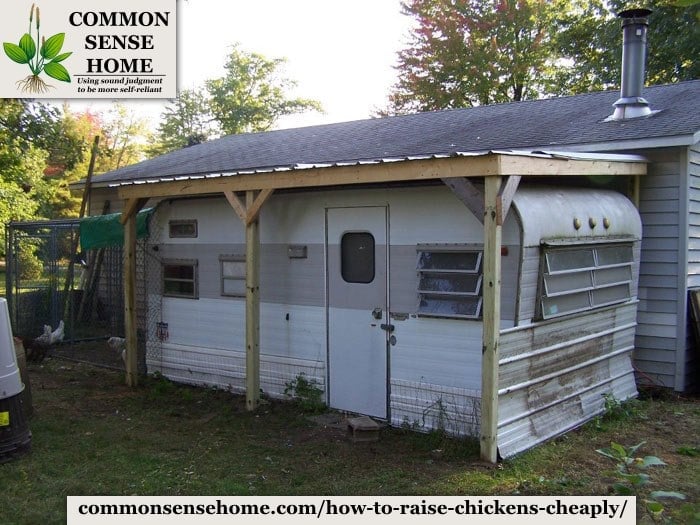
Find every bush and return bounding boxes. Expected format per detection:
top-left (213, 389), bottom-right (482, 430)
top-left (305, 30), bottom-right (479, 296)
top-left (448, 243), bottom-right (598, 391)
top-left (284, 374), bottom-right (326, 413)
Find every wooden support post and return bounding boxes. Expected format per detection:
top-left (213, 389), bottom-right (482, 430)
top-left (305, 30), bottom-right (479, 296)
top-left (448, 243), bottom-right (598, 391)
top-left (223, 189), bottom-right (274, 411)
top-left (121, 198), bottom-right (147, 387)
top-left (123, 207), bottom-right (139, 387)
top-left (245, 190), bottom-right (261, 411)
top-left (480, 175), bottom-right (502, 463)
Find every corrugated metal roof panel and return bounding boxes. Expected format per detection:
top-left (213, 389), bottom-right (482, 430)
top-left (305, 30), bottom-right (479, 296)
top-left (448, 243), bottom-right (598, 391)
top-left (89, 81), bottom-right (699, 189)
top-left (108, 150), bottom-right (645, 189)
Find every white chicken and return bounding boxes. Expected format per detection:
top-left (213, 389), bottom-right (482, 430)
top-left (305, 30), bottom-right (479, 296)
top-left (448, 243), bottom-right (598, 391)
top-left (107, 336), bottom-right (127, 366)
top-left (22, 320), bottom-right (64, 363)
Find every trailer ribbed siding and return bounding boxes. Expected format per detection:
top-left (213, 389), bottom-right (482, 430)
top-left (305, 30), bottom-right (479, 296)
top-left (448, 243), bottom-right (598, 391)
top-left (498, 302), bottom-right (638, 457)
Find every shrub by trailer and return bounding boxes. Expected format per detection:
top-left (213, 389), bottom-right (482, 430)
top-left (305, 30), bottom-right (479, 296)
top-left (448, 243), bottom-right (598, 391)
top-left (130, 169), bottom-right (642, 459)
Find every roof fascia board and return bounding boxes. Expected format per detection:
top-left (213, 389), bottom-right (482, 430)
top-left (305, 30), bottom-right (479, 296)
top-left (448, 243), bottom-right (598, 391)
top-left (116, 154), bottom-right (646, 200)
top-left (553, 133), bottom-right (698, 153)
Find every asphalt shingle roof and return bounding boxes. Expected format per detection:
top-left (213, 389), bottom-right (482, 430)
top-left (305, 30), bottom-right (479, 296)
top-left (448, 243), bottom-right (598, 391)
top-left (96, 80), bottom-right (700, 186)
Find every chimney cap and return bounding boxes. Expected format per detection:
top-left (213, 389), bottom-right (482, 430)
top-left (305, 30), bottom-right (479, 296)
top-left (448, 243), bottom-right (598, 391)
top-left (617, 8), bottom-right (653, 21)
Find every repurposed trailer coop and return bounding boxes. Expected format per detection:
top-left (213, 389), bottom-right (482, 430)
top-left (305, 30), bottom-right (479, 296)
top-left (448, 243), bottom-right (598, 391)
top-left (83, 11), bottom-right (700, 460)
top-left (142, 180), bottom-right (642, 458)
top-left (91, 146), bottom-right (645, 461)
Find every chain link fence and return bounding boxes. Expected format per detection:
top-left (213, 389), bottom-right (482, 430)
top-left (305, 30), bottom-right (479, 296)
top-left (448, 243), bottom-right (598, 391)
top-left (5, 215), bottom-right (162, 373)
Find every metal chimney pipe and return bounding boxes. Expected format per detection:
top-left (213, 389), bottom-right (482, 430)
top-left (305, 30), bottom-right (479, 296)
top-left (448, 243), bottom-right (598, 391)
top-left (611, 8), bottom-right (653, 120)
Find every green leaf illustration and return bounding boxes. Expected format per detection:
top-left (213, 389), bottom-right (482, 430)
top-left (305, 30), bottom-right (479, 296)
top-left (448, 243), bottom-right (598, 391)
top-left (3, 42), bottom-right (29, 64)
top-left (43, 61), bottom-right (70, 82)
top-left (50, 51), bottom-right (71, 63)
top-left (19, 33), bottom-right (36, 60)
top-left (40, 33), bottom-right (64, 60)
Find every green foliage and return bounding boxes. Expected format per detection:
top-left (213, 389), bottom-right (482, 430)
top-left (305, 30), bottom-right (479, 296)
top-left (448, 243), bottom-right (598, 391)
top-left (148, 88), bottom-right (214, 156)
top-left (206, 44), bottom-right (322, 135)
top-left (551, 0), bottom-right (700, 95)
top-left (17, 244), bottom-right (44, 281)
top-left (676, 445), bottom-right (699, 457)
top-left (593, 393), bottom-right (638, 431)
top-left (149, 45), bottom-right (321, 155)
top-left (3, 5), bottom-right (72, 93)
top-left (387, 0), bottom-right (578, 112)
top-left (596, 441), bottom-right (686, 522)
top-left (388, 0), bottom-right (700, 112)
top-left (146, 371), bottom-right (177, 398)
top-left (284, 373), bottom-right (326, 413)
top-left (97, 103), bottom-right (152, 172)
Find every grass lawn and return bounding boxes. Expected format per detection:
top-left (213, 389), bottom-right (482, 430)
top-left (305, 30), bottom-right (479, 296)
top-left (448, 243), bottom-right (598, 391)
top-left (1, 359), bottom-right (698, 525)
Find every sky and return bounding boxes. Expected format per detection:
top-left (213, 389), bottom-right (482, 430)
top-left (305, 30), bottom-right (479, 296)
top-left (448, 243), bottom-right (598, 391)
top-left (74, 0), bottom-right (414, 131)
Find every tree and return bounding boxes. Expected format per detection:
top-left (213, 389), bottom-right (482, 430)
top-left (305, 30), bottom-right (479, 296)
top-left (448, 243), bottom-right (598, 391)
top-left (550, 0), bottom-right (700, 95)
top-left (388, 0), bottom-right (699, 113)
top-left (0, 100), bottom-right (87, 226)
top-left (388, 0), bottom-right (564, 113)
top-left (97, 103), bottom-right (151, 172)
top-left (612, 0), bottom-right (699, 85)
top-left (0, 100), bottom-right (51, 254)
top-left (206, 44), bottom-right (322, 135)
top-left (148, 87), bottom-right (216, 156)
top-left (148, 45), bottom-right (322, 156)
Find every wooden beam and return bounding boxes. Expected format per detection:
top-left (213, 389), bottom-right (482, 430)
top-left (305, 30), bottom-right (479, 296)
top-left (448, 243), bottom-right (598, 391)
top-left (120, 197), bottom-right (148, 225)
top-left (118, 154), bottom-right (647, 201)
top-left (123, 209), bottom-right (139, 387)
top-left (223, 188), bottom-right (271, 411)
top-left (496, 175), bottom-right (521, 225)
top-left (246, 188), bottom-right (274, 225)
top-left (78, 136), bottom-right (100, 219)
top-left (224, 190), bottom-right (247, 222)
top-left (442, 177), bottom-right (484, 224)
top-left (480, 175), bottom-right (502, 463)
top-left (121, 197), bottom-right (148, 387)
top-left (245, 190), bottom-right (261, 411)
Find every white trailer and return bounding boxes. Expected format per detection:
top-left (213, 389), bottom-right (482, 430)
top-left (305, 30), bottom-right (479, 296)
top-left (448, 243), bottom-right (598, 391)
top-left (142, 180), bottom-right (641, 457)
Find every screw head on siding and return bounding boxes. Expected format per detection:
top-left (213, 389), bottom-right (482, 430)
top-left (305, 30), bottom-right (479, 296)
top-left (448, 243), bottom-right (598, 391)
top-left (589, 217), bottom-right (597, 229)
top-left (603, 217), bottom-right (611, 229)
top-left (573, 218), bottom-right (582, 230)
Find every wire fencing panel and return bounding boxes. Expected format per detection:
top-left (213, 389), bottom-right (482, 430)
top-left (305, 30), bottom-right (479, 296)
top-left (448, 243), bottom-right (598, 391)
top-left (5, 219), bottom-right (155, 372)
top-left (140, 216), bottom-right (164, 375)
top-left (6, 220), bottom-right (81, 339)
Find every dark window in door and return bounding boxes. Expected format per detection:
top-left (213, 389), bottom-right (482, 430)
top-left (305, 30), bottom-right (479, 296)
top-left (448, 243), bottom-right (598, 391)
top-left (341, 232), bottom-right (375, 283)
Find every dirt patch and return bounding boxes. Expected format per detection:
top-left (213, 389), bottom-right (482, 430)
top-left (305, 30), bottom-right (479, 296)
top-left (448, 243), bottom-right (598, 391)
top-left (50, 339), bottom-right (125, 370)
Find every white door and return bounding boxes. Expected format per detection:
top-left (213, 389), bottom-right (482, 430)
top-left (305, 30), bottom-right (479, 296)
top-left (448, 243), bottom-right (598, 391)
top-left (326, 207), bottom-right (388, 418)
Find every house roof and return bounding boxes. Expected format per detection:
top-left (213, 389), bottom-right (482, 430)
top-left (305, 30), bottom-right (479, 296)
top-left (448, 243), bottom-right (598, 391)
top-left (95, 80), bottom-right (700, 188)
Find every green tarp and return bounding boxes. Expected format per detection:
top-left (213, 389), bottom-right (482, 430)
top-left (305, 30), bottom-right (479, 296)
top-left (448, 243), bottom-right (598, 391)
top-left (80, 208), bottom-right (153, 251)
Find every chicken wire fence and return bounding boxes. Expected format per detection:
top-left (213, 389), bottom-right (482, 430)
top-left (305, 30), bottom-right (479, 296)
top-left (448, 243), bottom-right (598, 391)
top-left (5, 218), bottom-right (163, 372)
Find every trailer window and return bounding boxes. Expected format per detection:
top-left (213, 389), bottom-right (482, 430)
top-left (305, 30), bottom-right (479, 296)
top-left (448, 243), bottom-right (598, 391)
top-left (168, 219), bottom-right (197, 238)
top-left (220, 255), bottom-right (246, 297)
top-left (539, 244), bottom-right (633, 319)
top-left (163, 259), bottom-right (198, 299)
top-left (341, 232), bottom-right (375, 283)
top-left (417, 249), bottom-right (482, 319)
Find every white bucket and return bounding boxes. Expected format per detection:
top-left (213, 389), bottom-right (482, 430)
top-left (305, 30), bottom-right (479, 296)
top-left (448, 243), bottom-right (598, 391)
top-left (0, 298), bottom-right (22, 399)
